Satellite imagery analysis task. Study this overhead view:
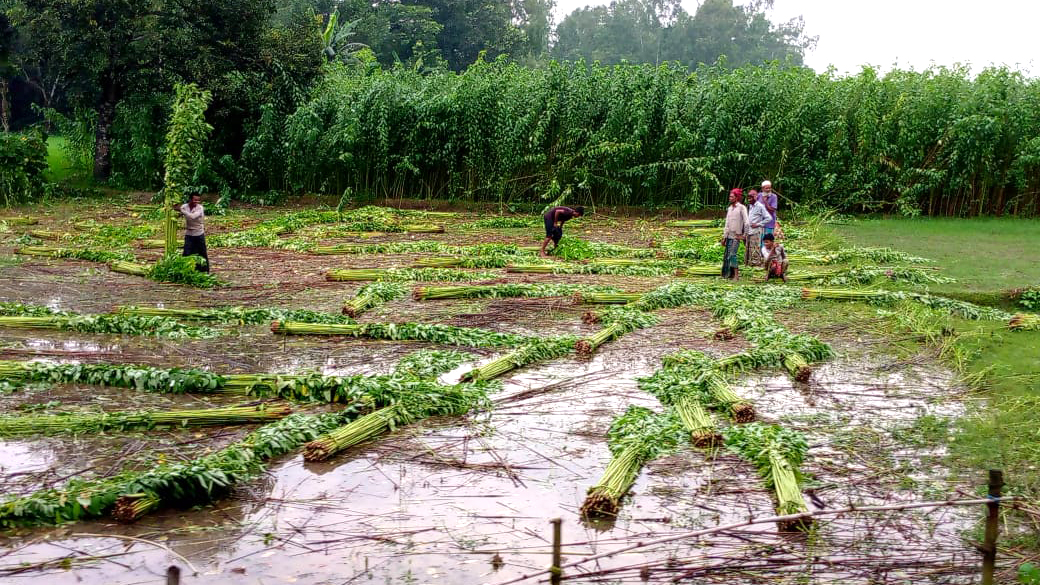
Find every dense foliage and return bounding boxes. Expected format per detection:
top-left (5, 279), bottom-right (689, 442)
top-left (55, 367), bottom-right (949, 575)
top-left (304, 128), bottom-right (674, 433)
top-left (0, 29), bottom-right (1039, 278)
top-left (255, 60), bottom-right (1040, 216)
top-left (6, 1), bottom-right (1039, 217)
top-left (5, 0), bottom-right (287, 182)
top-left (0, 131), bottom-right (45, 205)
top-left (1018, 287), bottom-right (1040, 311)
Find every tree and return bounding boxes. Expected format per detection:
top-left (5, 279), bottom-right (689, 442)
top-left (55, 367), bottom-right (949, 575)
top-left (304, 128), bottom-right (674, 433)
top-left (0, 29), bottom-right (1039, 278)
top-left (552, 0), bottom-right (815, 68)
top-left (516, 0), bottom-right (554, 57)
top-left (329, 0), bottom-right (442, 67)
top-left (0, 13), bottom-right (13, 131)
top-left (5, 0), bottom-right (276, 180)
top-left (404, 0), bottom-right (528, 71)
top-left (321, 12), bottom-right (367, 64)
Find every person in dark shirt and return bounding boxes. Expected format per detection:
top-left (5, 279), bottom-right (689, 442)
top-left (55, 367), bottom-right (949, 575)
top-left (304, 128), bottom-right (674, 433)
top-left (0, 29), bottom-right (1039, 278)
top-left (540, 205), bottom-right (585, 257)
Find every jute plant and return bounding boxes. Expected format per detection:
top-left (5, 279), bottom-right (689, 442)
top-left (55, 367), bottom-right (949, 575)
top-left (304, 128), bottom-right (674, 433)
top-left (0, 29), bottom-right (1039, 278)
top-left (160, 84), bottom-right (213, 257)
top-left (581, 406), bottom-right (686, 518)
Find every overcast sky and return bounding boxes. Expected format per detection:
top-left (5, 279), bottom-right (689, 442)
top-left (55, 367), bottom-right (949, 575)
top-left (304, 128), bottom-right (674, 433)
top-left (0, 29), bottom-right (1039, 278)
top-left (551, 0), bottom-right (1038, 75)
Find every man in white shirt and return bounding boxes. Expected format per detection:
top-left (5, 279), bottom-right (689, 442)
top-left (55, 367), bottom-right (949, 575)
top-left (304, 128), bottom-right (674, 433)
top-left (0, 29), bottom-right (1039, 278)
top-left (720, 188), bottom-right (748, 280)
top-left (171, 194), bottom-right (209, 272)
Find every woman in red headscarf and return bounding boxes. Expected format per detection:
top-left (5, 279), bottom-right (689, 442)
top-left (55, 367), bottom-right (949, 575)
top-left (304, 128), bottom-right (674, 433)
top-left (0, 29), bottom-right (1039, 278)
top-left (720, 188), bottom-right (749, 280)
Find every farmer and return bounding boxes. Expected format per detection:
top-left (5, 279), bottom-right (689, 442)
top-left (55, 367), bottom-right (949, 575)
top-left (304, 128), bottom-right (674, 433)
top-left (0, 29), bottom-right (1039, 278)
top-left (746, 189), bottom-right (770, 267)
top-left (540, 205), bottom-right (585, 257)
top-left (760, 180), bottom-right (778, 236)
top-left (171, 193), bottom-right (209, 272)
top-left (762, 233), bottom-right (788, 283)
top-left (720, 188), bottom-right (748, 280)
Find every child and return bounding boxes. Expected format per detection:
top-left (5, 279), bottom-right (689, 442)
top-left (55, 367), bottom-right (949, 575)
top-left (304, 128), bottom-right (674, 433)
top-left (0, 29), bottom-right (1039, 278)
top-left (762, 233), bottom-right (787, 283)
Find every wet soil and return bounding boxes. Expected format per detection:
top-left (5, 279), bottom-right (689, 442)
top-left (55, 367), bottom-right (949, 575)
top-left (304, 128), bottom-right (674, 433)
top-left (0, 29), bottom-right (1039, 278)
top-left (0, 205), bottom-right (989, 584)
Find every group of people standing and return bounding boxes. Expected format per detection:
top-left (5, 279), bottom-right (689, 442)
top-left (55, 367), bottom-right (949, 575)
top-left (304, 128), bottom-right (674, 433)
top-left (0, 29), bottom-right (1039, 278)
top-left (172, 189), bottom-right (786, 283)
top-left (721, 180), bottom-right (787, 282)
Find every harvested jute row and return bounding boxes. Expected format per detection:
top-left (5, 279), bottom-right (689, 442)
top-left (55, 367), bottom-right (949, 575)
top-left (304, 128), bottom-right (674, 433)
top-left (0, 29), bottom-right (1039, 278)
top-left (724, 423), bottom-right (813, 531)
top-left (109, 260), bottom-right (151, 276)
top-left (411, 255), bottom-right (523, 269)
top-left (326, 267), bottom-right (499, 283)
top-left (30, 230), bottom-right (70, 239)
top-left (414, 283), bottom-right (619, 301)
top-left (572, 291), bottom-right (644, 305)
top-left (309, 242), bottom-right (537, 256)
top-left (116, 305), bottom-right (355, 326)
top-left (581, 406), bottom-right (685, 518)
top-left (575, 306), bottom-right (660, 359)
top-left (0, 359), bottom-right (424, 404)
top-left (16, 246), bottom-right (132, 264)
top-left (1, 354), bottom-right (495, 527)
top-left (461, 336), bottom-right (578, 381)
top-left (801, 287), bottom-right (1013, 321)
top-left (302, 384), bottom-right (490, 462)
top-left (342, 283), bottom-right (408, 317)
top-left (0, 403), bottom-right (292, 437)
top-left (506, 263), bottom-right (676, 277)
top-left (271, 320), bottom-right (530, 348)
top-left (664, 219), bottom-right (718, 228)
top-left (0, 313), bottom-right (218, 339)
top-left (0, 411), bottom-right (361, 528)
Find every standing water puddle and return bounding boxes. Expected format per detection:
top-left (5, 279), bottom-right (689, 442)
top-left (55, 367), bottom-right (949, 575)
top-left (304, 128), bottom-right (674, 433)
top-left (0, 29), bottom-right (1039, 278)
top-left (0, 239), bottom-right (984, 584)
top-left (0, 320), bottom-right (979, 584)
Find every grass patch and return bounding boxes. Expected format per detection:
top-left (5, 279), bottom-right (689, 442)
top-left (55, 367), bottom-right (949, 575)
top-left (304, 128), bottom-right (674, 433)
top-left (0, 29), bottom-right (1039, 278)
top-left (45, 136), bottom-right (75, 182)
top-left (838, 217), bottom-right (1035, 293)
top-left (838, 216), bottom-right (1040, 547)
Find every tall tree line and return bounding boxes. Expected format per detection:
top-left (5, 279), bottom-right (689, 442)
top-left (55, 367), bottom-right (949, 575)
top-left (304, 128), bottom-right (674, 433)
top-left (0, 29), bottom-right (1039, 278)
top-left (553, 0), bottom-right (815, 67)
top-left (0, 0), bottom-right (813, 184)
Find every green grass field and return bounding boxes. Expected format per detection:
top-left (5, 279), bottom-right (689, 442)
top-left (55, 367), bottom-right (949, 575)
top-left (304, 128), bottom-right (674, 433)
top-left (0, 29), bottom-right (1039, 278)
top-left (44, 135), bottom-right (93, 184)
top-left (839, 217), bottom-right (1035, 293)
top-left (841, 217), bottom-right (1040, 532)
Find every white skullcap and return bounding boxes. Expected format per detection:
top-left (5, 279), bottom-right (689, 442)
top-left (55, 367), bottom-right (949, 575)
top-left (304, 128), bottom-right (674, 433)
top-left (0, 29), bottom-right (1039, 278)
top-left (761, 180), bottom-right (772, 187)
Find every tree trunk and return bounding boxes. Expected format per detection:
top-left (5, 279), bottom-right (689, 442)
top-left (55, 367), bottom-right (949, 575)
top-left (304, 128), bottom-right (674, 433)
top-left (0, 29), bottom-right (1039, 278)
top-left (93, 77), bottom-right (118, 181)
top-left (0, 80), bottom-right (9, 133)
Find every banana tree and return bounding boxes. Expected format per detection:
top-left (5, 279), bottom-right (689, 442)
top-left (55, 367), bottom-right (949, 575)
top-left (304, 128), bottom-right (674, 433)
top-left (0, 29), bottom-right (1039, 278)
top-left (321, 12), bottom-right (367, 64)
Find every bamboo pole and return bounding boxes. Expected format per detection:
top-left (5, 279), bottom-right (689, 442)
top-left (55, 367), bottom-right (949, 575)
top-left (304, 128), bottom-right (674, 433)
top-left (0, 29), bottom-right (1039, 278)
top-left (981, 469), bottom-right (1003, 585)
top-left (549, 518), bottom-right (562, 585)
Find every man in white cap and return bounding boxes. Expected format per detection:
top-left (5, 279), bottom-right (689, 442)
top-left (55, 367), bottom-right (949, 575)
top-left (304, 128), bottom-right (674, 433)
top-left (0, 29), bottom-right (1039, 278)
top-left (760, 180), bottom-right (778, 236)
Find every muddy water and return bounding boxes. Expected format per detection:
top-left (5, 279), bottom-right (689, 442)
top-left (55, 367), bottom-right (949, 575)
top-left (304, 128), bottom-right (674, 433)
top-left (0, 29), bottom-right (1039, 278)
top-left (0, 214), bottom-right (983, 584)
top-left (0, 317), bottom-right (979, 584)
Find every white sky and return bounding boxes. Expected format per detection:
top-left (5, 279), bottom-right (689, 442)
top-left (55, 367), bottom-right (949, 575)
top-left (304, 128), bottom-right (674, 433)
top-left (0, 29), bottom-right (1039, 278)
top-left (551, 0), bottom-right (1039, 75)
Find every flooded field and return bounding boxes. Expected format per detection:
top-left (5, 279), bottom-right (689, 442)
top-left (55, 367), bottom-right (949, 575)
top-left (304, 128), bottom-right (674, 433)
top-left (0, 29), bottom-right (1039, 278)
top-left (0, 204), bottom-right (995, 584)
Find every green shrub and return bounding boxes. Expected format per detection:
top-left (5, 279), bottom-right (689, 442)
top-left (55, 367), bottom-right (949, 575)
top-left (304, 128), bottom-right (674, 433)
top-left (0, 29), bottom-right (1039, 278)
top-left (148, 255), bottom-right (221, 288)
top-left (0, 132), bottom-right (47, 206)
top-left (1019, 287), bottom-right (1040, 310)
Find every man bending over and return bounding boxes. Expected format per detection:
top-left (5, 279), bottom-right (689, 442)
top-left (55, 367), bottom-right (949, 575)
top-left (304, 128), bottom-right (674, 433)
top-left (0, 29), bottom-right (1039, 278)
top-left (540, 205), bottom-right (584, 257)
